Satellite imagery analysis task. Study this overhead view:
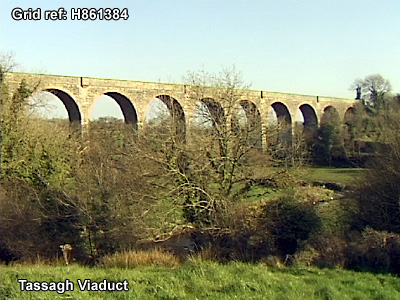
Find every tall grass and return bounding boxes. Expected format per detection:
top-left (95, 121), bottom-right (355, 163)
top-left (101, 249), bottom-right (181, 268)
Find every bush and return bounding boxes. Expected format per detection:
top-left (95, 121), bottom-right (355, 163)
top-left (0, 179), bottom-right (86, 263)
top-left (259, 194), bottom-right (322, 257)
top-left (296, 234), bottom-right (348, 268)
top-left (202, 230), bottom-right (272, 263)
top-left (198, 194), bottom-right (322, 263)
top-left (346, 228), bottom-right (400, 275)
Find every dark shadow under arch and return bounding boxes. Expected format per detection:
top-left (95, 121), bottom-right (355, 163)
top-left (271, 102), bottom-right (292, 143)
top-left (238, 100), bottom-right (262, 149)
top-left (343, 107), bottom-right (357, 151)
top-left (46, 89), bottom-right (81, 124)
top-left (271, 102), bottom-right (292, 124)
top-left (155, 95), bottom-right (186, 140)
top-left (344, 107), bottom-right (356, 125)
top-left (299, 104), bottom-right (318, 131)
top-left (201, 98), bottom-right (226, 128)
top-left (240, 100), bottom-right (262, 124)
top-left (104, 92), bottom-right (138, 130)
top-left (321, 105), bottom-right (340, 126)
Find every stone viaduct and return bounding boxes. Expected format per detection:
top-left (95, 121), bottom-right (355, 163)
top-left (4, 72), bottom-right (358, 147)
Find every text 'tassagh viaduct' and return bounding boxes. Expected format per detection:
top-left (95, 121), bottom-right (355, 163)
top-left (4, 72), bottom-right (358, 147)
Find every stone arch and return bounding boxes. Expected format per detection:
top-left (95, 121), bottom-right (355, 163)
top-left (45, 88), bottom-right (81, 124)
top-left (299, 104), bottom-right (318, 131)
top-left (344, 107), bottom-right (356, 124)
top-left (321, 105), bottom-right (344, 150)
top-left (237, 100), bottom-right (262, 149)
top-left (271, 102), bottom-right (292, 124)
top-left (318, 105), bottom-right (348, 164)
top-left (102, 92), bottom-right (138, 129)
top-left (155, 95), bottom-right (185, 123)
top-left (343, 107), bottom-right (357, 150)
top-left (154, 94), bottom-right (186, 139)
top-left (271, 102), bottom-right (292, 143)
top-left (321, 105), bottom-right (340, 126)
top-left (239, 100), bottom-right (262, 124)
top-left (198, 98), bottom-right (226, 129)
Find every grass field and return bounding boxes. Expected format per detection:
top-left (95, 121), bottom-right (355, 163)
top-left (304, 167), bottom-right (365, 186)
top-left (238, 167), bottom-right (364, 203)
top-left (1, 261), bottom-right (399, 300)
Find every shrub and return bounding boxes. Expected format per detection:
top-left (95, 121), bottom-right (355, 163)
top-left (346, 227), bottom-right (400, 275)
top-left (299, 234), bottom-right (348, 268)
top-left (199, 194), bottom-right (322, 263)
top-left (203, 230), bottom-right (272, 263)
top-left (259, 194), bottom-right (322, 257)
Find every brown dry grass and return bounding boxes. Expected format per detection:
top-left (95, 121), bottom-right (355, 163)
top-left (101, 249), bottom-right (181, 268)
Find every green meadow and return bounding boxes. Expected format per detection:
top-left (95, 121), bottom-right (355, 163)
top-left (1, 261), bottom-right (399, 300)
top-left (304, 167), bottom-right (365, 185)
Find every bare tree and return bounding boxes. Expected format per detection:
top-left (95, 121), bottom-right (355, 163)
top-left (0, 52), bottom-right (17, 82)
top-left (121, 67), bottom-right (263, 228)
top-left (132, 67), bottom-right (306, 230)
top-left (355, 107), bottom-right (400, 233)
top-left (351, 74), bottom-right (392, 108)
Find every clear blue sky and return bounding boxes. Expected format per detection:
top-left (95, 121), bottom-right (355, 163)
top-left (1, 0), bottom-right (399, 100)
